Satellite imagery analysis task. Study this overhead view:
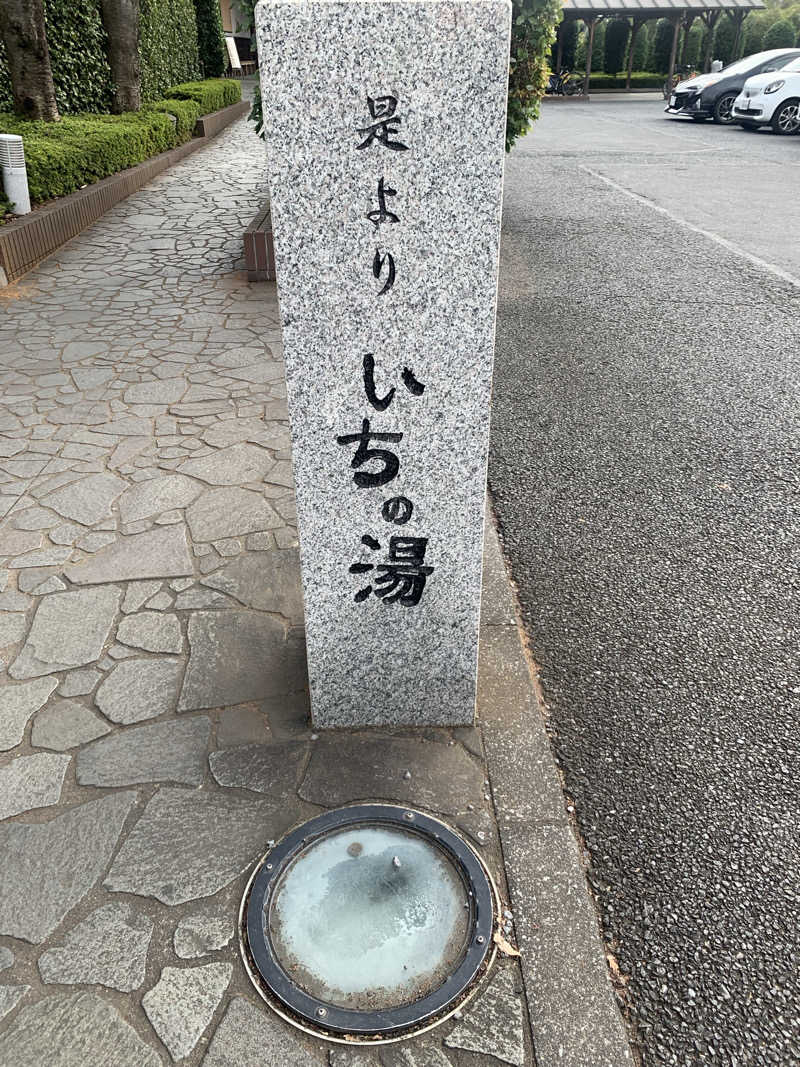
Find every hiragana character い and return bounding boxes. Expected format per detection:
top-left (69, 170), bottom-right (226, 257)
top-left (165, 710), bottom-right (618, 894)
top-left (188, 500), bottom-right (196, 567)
top-left (362, 354), bottom-right (425, 412)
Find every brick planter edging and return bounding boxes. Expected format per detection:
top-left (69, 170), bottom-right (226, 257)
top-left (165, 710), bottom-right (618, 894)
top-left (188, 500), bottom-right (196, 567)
top-left (0, 98), bottom-right (250, 285)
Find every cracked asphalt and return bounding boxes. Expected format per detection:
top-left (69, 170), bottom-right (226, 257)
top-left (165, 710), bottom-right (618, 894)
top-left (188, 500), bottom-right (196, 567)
top-left (489, 98), bottom-right (800, 1067)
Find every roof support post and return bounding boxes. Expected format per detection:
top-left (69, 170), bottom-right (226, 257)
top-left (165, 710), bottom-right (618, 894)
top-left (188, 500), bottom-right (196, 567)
top-left (555, 19), bottom-right (564, 74)
top-left (625, 16), bottom-right (645, 90)
top-left (666, 13), bottom-right (681, 98)
top-left (700, 9), bottom-right (721, 72)
top-left (583, 16), bottom-right (598, 97)
top-left (680, 13), bottom-right (696, 68)
top-left (731, 9), bottom-right (747, 60)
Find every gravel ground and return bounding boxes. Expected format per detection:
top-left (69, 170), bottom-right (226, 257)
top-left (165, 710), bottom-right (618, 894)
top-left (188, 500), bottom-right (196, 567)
top-left (489, 98), bottom-right (800, 1067)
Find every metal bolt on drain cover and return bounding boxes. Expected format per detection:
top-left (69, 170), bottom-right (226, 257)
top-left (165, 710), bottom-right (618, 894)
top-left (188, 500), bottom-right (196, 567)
top-left (239, 804), bottom-right (497, 1041)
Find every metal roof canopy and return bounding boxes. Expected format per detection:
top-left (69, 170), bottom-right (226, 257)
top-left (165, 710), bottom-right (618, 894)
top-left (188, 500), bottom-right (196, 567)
top-left (557, 0), bottom-right (765, 94)
top-left (563, 0), bottom-right (763, 13)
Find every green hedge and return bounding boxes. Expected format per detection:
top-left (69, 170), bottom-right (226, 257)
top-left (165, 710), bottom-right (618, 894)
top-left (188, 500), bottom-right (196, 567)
top-left (193, 0), bottom-right (227, 78)
top-left (573, 72), bottom-right (664, 89)
top-left (0, 0), bottom-right (202, 114)
top-left (0, 0), bottom-right (113, 114)
top-left (0, 76), bottom-right (240, 209)
top-left (139, 0), bottom-right (202, 102)
top-left (507, 0), bottom-right (563, 151)
top-left (146, 97), bottom-right (201, 142)
top-left (164, 77), bottom-right (240, 112)
top-left (0, 110), bottom-right (176, 203)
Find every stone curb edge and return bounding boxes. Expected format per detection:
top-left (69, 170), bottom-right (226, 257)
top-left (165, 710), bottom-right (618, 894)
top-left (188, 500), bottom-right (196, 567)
top-left (480, 504), bottom-right (635, 1067)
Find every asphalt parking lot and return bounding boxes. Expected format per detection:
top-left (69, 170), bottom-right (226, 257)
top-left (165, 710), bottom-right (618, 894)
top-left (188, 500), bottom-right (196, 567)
top-left (490, 96), bottom-right (800, 1066)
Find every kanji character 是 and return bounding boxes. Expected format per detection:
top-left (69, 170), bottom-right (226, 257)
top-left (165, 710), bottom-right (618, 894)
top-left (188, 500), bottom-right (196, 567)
top-left (356, 95), bottom-right (409, 152)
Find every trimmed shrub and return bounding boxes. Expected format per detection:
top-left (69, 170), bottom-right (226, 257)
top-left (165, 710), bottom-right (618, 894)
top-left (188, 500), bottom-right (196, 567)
top-left (574, 71), bottom-right (663, 89)
top-left (604, 18), bottom-right (630, 76)
top-left (193, 0), bottom-right (227, 78)
top-left (146, 97), bottom-right (201, 141)
top-left (164, 77), bottom-right (240, 112)
top-left (0, 109), bottom-right (176, 203)
top-left (507, 0), bottom-right (563, 150)
top-left (651, 18), bottom-right (674, 74)
top-left (632, 21), bottom-right (651, 71)
top-left (763, 18), bottom-right (796, 48)
top-left (140, 0), bottom-right (202, 102)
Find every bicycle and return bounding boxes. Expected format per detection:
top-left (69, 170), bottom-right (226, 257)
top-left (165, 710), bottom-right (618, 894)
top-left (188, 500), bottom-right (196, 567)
top-left (663, 65), bottom-right (698, 100)
top-left (546, 69), bottom-right (583, 97)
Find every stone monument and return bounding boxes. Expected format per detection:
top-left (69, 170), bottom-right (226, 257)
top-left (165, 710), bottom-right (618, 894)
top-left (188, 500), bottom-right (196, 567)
top-left (255, 0), bottom-right (511, 727)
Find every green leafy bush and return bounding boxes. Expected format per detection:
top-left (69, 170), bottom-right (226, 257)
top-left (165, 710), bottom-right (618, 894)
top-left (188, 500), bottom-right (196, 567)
top-left (165, 77), bottom-right (240, 112)
top-left (140, 0), bottom-right (202, 102)
top-left (574, 71), bottom-right (663, 88)
top-left (763, 18), bottom-right (796, 48)
top-left (146, 97), bottom-right (201, 141)
top-left (0, 110), bottom-right (176, 203)
top-left (507, 0), bottom-right (563, 151)
top-left (193, 0), bottom-right (227, 78)
top-left (0, 187), bottom-right (11, 222)
top-left (44, 0), bottom-right (114, 113)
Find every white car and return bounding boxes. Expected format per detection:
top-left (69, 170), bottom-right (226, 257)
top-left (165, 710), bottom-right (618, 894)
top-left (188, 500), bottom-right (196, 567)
top-left (733, 56), bottom-right (800, 134)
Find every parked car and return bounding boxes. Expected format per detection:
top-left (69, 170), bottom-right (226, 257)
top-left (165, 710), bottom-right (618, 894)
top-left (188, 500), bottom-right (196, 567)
top-left (665, 49), bottom-right (800, 124)
top-left (733, 56), bottom-right (800, 134)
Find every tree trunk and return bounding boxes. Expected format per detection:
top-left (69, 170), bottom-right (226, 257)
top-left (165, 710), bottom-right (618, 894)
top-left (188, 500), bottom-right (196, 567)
top-left (99, 0), bottom-right (141, 113)
top-left (680, 15), bottom-right (695, 68)
top-left (625, 20), bottom-right (641, 90)
top-left (0, 0), bottom-right (59, 121)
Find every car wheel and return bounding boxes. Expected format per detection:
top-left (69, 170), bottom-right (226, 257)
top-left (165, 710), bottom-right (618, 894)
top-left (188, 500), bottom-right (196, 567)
top-left (712, 93), bottom-right (737, 124)
top-left (771, 99), bottom-right (800, 135)
top-left (738, 120), bottom-right (758, 130)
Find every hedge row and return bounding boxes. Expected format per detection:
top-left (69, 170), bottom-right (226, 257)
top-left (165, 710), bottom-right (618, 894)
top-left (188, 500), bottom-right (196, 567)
top-left (0, 0), bottom-right (205, 114)
top-left (0, 79), bottom-right (240, 207)
top-left (571, 72), bottom-right (664, 89)
top-left (164, 78), bottom-right (241, 113)
top-left (140, 0), bottom-right (202, 102)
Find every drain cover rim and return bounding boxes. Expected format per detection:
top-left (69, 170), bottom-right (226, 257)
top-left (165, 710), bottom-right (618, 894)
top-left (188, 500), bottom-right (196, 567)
top-left (240, 803), bottom-right (495, 1037)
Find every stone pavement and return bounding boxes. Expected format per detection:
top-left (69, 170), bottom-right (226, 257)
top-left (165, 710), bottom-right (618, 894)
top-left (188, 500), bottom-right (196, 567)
top-left (0, 119), bottom-right (629, 1065)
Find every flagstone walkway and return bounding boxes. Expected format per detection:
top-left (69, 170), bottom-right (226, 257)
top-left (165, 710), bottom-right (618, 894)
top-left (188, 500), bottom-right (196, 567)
top-left (0, 120), bottom-right (532, 1065)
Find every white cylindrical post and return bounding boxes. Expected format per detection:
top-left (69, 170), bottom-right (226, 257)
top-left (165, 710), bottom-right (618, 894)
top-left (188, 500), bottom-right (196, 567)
top-left (0, 134), bottom-right (31, 216)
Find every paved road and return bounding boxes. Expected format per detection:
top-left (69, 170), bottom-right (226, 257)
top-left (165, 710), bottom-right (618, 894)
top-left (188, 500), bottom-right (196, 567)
top-left (490, 98), bottom-right (800, 1067)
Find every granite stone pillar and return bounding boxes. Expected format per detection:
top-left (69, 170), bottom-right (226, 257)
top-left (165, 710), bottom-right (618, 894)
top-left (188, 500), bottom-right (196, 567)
top-left (255, 0), bottom-right (511, 727)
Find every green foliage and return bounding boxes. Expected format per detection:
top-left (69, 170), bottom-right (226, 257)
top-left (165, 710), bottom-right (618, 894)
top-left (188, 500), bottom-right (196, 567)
top-left (651, 19), bottom-right (675, 74)
top-left (139, 0), bottom-right (202, 102)
top-left (44, 0), bottom-right (114, 113)
top-left (165, 77), bottom-right (240, 112)
top-left (146, 97), bottom-right (201, 141)
top-left (506, 0), bottom-right (563, 151)
top-left (575, 71), bottom-right (664, 89)
top-left (713, 15), bottom-right (738, 65)
top-left (603, 18), bottom-right (630, 76)
top-left (683, 23), bottom-right (703, 68)
top-left (0, 0), bottom-right (113, 114)
top-left (763, 17), bottom-right (796, 47)
top-left (550, 20), bottom-right (578, 70)
top-left (0, 109), bottom-right (176, 203)
top-left (0, 40), bottom-right (11, 112)
top-left (248, 82), bottom-right (264, 139)
top-left (0, 187), bottom-right (10, 222)
top-left (193, 0), bottom-right (227, 77)
top-left (632, 22), bottom-right (651, 71)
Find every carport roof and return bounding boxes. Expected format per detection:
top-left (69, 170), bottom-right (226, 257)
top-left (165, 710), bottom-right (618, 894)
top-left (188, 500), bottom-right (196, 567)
top-left (563, 0), bottom-right (763, 14)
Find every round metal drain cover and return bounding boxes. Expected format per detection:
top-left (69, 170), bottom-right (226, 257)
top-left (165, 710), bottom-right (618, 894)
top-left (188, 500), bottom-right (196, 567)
top-left (240, 804), bottom-right (496, 1039)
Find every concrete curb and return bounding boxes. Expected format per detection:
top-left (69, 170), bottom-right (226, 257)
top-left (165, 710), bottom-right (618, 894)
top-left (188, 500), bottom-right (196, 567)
top-left (480, 509), bottom-right (634, 1067)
